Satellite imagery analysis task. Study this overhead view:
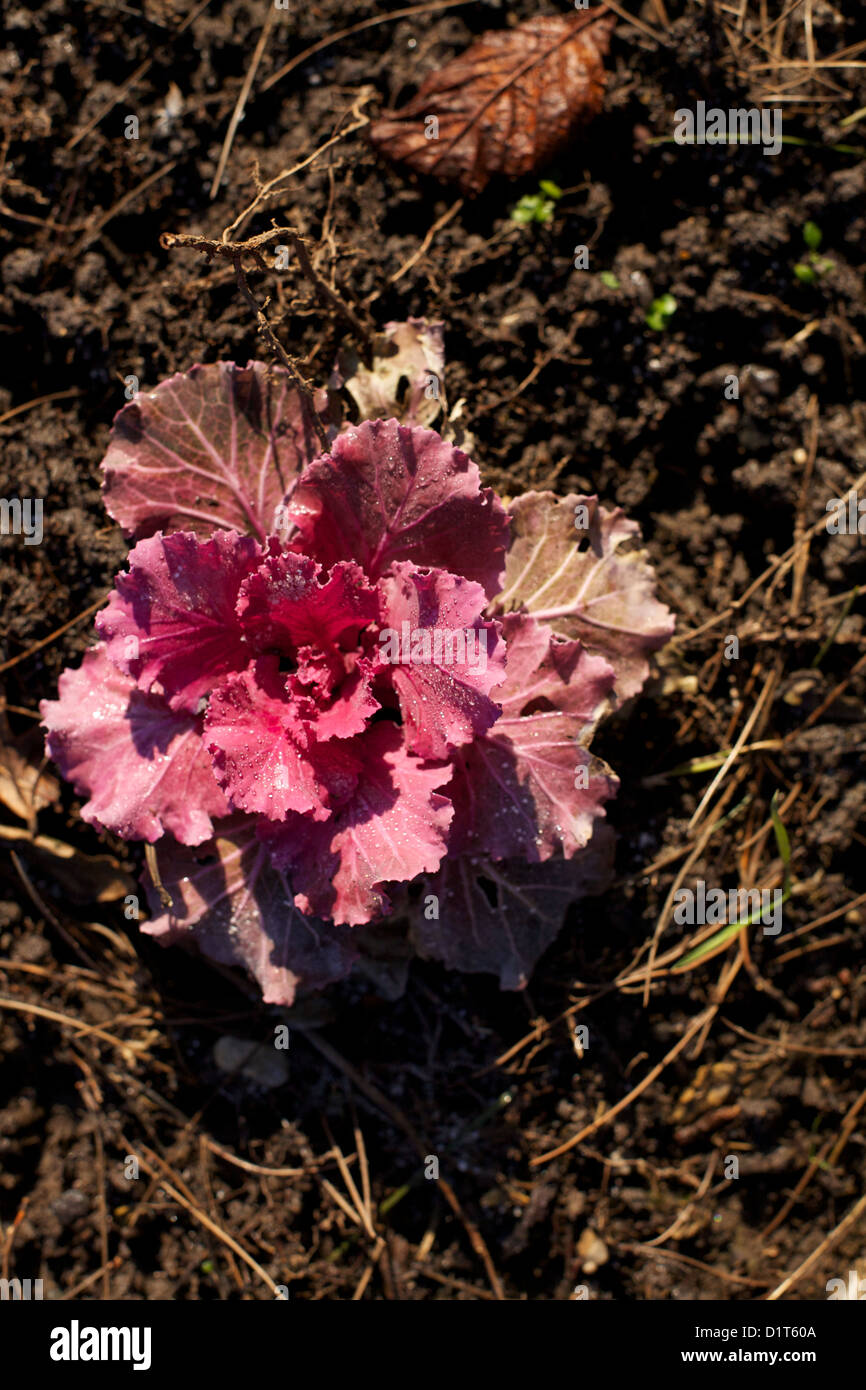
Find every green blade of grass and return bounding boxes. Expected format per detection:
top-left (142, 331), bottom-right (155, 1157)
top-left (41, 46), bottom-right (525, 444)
top-left (673, 917), bottom-right (750, 969)
top-left (839, 106), bottom-right (866, 129)
top-left (378, 1182), bottom-right (412, 1217)
top-left (646, 741), bottom-right (781, 782)
top-left (811, 586), bottom-right (860, 668)
top-left (647, 134), bottom-right (866, 156)
top-left (673, 793), bottom-right (792, 971)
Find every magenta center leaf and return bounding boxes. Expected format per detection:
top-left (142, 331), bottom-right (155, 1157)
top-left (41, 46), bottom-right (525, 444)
top-left (261, 722), bottom-right (454, 926)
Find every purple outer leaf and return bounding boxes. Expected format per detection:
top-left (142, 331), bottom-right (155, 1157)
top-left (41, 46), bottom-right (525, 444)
top-left (411, 823), bottom-right (615, 989)
top-left (492, 492), bottom-right (675, 700)
top-left (446, 613), bottom-right (618, 861)
top-left (101, 362), bottom-right (329, 542)
top-left (492, 610), bottom-right (612, 728)
top-left (286, 419), bottom-right (509, 598)
top-left (40, 646), bottom-right (228, 845)
top-left (142, 816), bottom-right (358, 1005)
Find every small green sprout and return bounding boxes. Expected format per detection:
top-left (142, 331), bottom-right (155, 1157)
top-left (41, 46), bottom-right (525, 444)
top-left (794, 221), bottom-right (834, 283)
top-left (645, 292), bottom-right (678, 332)
top-left (510, 179), bottom-right (563, 226)
top-left (803, 220), bottom-right (822, 251)
top-left (599, 270), bottom-right (620, 290)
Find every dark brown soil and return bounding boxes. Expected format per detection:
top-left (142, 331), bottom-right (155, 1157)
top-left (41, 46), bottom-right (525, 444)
top-left (1, 0), bottom-right (865, 1302)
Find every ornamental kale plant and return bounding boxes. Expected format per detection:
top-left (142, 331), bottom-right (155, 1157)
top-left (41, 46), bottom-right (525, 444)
top-left (41, 335), bottom-right (674, 1003)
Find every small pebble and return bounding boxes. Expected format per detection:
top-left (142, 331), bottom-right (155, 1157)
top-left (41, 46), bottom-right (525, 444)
top-left (576, 1227), bottom-right (609, 1274)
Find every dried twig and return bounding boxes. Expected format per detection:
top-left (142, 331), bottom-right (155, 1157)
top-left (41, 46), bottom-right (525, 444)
top-left (0, 387), bottom-right (81, 427)
top-left (210, 6), bottom-right (278, 199)
top-left (72, 161), bottom-right (176, 256)
top-left (673, 467), bottom-right (866, 647)
top-left (160, 228), bottom-right (331, 447)
top-left (222, 95), bottom-right (373, 243)
top-left (144, 844), bottom-right (173, 911)
top-left (0, 1198), bottom-right (28, 1283)
top-left (390, 198), bottom-right (464, 282)
top-left (766, 1192), bottom-right (866, 1300)
top-left (0, 597), bottom-right (107, 676)
top-left (201, 1137), bottom-right (312, 1179)
top-left (299, 1026), bottom-right (505, 1300)
top-left (761, 1084), bottom-right (866, 1242)
top-left (260, 0), bottom-right (477, 95)
top-left (0, 995), bottom-right (150, 1062)
top-left (530, 1007), bottom-right (718, 1166)
top-left (162, 224), bottom-right (372, 433)
top-left (128, 1140), bottom-right (286, 1298)
top-left (622, 1242), bottom-right (770, 1289)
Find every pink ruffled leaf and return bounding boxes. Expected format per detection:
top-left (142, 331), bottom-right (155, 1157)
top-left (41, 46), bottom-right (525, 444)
top-left (40, 646), bottom-right (228, 845)
top-left (101, 361), bottom-right (331, 542)
top-left (289, 651), bottom-right (380, 741)
top-left (260, 723), bottom-right (453, 926)
top-left (97, 530), bottom-right (261, 713)
top-left (142, 816), bottom-right (358, 1005)
top-left (204, 658), bottom-right (358, 822)
top-left (411, 823), bottom-right (615, 989)
top-left (446, 613), bottom-right (618, 861)
top-left (285, 419), bottom-right (508, 597)
top-left (238, 554), bottom-right (379, 654)
top-left (492, 492), bottom-right (675, 700)
top-left (377, 563), bottom-right (506, 758)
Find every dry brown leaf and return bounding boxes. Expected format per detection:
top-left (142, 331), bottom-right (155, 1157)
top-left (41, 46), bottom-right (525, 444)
top-left (0, 824), bottom-right (135, 903)
top-left (0, 713), bottom-right (59, 822)
top-left (368, 9), bottom-right (615, 196)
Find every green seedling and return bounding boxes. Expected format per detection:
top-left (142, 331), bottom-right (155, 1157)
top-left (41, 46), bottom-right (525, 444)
top-left (803, 220), bottom-right (822, 250)
top-left (599, 270), bottom-right (620, 289)
top-left (510, 179), bottom-right (563, 226)
top-left (794, 220), bottom-right (834, 283)
top-left (645, 292), bottom-right (678, 332)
